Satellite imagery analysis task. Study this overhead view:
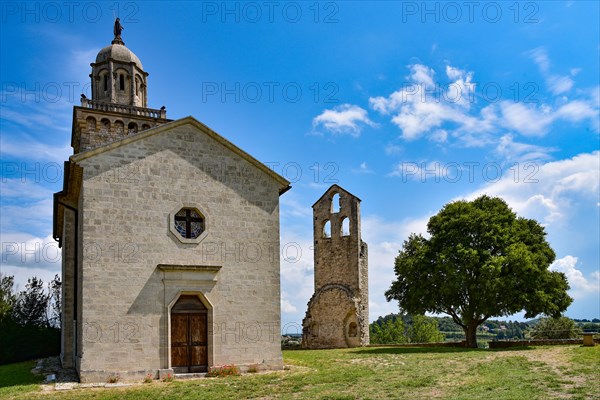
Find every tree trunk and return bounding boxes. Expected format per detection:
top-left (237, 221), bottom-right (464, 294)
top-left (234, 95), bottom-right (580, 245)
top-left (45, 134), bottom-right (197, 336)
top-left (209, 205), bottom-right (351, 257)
top-left (464, 322), bottom-right (478, 348)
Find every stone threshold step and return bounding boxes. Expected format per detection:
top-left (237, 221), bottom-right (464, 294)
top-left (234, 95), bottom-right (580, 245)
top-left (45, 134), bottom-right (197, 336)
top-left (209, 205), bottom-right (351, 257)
top-left (174, 373), bottom-right (207, 379)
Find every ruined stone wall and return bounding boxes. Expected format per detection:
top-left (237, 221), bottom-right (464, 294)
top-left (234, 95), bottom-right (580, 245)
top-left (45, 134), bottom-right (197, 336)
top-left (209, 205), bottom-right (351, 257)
top-left (303, 185), bottom-right (368, 348)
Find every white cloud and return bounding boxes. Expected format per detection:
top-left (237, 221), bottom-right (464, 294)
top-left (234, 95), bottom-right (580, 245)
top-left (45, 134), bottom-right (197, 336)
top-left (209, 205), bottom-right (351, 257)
top-left (312, 104), bottom-right (376, 136)
top-left (527, 47), bottom-right (550, 73)
top-left (465, 151), bottom-right (599, 225)
top-left (352, 162), bottom-right (374, 174)
top-left (409, 64), bottom-right (436, 87)
top-left (280, 193), bottom-right (313, 220)
top-left (278, 216), bottom-right (315, 326)
top-left (547, 75), bottom-right (574, 95)
top-left (361, 214), bottom-right (431, 320)
top-left (0, 179), bottom-right (55, 199)
top-left (430, 129), bottom-right (448, 143)
top-left (369, 63), bottom-right (485, 141)
top-left (0, 86), bottom-right (73, 163)
top-left (0, 136), bottom-right (71, 163)
top-left (384, 143), bottom-right (402, 155)
top-left (527, 47), bottom-right (576, 95)
top-left (388, 161), bottom-right (463, 183)
top-left (498, 101), bottom-right (554, 136)
top-left (550, 256), bottom-right (599, 299)
top-left (281, 292), bottom-right (299, 314)
top-left (0, 198), bottom-right (55, 234)
top-left (495, 134), bottom-right (557, 163)
top-left (368, 60), bottom-right (598, 148)
top-left (0, 233), bottom-right (61, 271)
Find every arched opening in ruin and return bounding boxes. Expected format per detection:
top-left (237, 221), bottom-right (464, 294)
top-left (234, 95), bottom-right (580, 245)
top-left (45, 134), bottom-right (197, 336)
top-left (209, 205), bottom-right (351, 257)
top-left (341, 217), bottom-right (350, 236)
top-left (323, 220), bottom-right (331, 238)
top-left (331, 193), bottom-right (341, 213)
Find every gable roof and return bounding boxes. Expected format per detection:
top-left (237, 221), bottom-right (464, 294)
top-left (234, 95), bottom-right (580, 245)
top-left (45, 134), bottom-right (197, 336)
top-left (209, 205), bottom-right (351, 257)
top-left (312, 184), bottom-right (361, 208)
top-left (70, 116), bottom-right (291, 194)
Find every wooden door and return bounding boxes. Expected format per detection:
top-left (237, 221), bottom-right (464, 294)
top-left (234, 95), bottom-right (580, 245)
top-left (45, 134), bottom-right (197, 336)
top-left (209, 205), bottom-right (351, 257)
top-left (171, 296), bottom-right (208, 373)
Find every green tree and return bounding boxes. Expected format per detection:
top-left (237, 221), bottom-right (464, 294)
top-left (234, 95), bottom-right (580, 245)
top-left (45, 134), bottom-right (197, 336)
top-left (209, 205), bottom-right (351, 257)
top-left (14, 277), bottom-right (50, 327)
top-left (531, 316), bottom-right (581, 339)
top-left (370, 318), bottom-right (407, 344)
top-left (48, 274), bottom-right (62, 328)
top-left (385, 195), bottom-right (572, 348)
top-left (0, 274), bottom-right (16, 323)
top-left (407, 315), bottom-right (445, 343)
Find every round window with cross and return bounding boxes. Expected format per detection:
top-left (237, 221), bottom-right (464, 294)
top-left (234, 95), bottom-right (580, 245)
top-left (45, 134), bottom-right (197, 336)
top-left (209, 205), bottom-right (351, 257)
top-left (174, 208), bottom-right (205, 239)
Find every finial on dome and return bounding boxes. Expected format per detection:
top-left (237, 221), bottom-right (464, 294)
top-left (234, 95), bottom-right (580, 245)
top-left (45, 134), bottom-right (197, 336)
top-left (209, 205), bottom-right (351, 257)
top-left (112, 18), bottom-right (125, 45)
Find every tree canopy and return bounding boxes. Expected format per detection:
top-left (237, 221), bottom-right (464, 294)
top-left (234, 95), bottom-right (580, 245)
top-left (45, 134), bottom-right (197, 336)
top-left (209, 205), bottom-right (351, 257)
top-left (531, 316), bottom-right (581, 339)
top-left (0, 273), bottom-right (61, 364)
top-left (385, 195), bottom-right (572, 347)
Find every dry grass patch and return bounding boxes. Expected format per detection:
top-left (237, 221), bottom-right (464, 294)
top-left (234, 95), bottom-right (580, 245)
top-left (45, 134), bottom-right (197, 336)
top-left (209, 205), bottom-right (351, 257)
top-left (1, 345), bottom-right (598, 399)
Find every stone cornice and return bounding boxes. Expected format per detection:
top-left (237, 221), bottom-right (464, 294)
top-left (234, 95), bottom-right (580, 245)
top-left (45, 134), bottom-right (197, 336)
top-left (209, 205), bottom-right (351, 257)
top-left (157, 264), bottom-right (221, 273)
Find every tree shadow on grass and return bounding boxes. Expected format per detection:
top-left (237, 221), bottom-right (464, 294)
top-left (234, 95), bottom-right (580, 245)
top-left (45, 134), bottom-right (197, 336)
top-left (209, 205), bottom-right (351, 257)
top-left (0, 360), bottom-right (44, 391)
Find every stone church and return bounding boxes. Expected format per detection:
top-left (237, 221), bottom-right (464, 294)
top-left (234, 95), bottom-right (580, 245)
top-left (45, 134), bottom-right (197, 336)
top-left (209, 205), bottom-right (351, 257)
top-left (302, 185), bottom-right (369, 348)
top-left (53, 22), bottom-right (290, 382)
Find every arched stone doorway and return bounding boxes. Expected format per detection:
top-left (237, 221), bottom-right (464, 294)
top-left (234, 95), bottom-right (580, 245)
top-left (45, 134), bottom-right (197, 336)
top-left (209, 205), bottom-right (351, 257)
top-left (170, 295), bottom-right (208, 373)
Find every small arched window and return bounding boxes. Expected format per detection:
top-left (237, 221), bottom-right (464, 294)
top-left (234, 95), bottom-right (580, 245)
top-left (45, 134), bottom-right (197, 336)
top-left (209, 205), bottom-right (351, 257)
top-left (341, 217), bottom-right (350, 236)
top-left (101, 118), bottom-right (110, 130)
top-left (127, 122), bottom-right (138, 134)
top-left (331, 193), bottom-right (341, 213)
top-left (323, 220), bottom-right (331, 238)
top-left (119, 74), bottom-right (125, 91)
top-left (114, 120), bottom-right (124, 133)
top-left (102, 74), bottom-right (108, 92)
top-left (86, 116), bottom-right (96, 130)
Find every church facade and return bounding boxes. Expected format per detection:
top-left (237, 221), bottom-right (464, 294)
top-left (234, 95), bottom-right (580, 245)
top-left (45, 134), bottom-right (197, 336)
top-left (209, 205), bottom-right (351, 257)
top-left (53, 24), bottom-right (289, 382)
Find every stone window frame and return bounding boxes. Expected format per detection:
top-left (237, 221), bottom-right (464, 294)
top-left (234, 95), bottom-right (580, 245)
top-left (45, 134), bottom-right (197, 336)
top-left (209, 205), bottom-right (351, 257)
top-left (169, 203), bottom-right (209, 244)
top-left (330, 192), bottom-right (341, 213)
top-left (322, 219), bottom-right (331, 238)
top-left (340, 216), bottom-right (350, 237)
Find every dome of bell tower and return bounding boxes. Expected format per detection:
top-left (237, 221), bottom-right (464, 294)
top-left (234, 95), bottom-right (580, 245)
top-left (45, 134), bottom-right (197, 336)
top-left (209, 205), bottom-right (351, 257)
top-left (95, 43), bottom-right (143, 71)
top-left (89, 18), bottom-right (148, 108)
top-left (72, 19), bottom-right (168, 154)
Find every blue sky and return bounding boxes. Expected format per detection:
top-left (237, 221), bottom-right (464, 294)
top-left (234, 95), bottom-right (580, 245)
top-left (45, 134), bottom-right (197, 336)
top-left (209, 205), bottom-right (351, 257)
top-left (1, 1), bottom-right (598, 332)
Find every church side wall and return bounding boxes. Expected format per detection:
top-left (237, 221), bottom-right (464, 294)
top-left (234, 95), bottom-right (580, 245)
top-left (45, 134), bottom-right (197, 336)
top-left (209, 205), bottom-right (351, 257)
top-left (76, 125), bottom-right (283, 382)
top-left (60, 210), bottom-right (76, 368)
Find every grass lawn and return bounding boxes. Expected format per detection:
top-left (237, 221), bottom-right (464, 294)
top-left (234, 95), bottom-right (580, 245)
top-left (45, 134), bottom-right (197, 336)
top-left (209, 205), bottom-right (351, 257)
top-left (0, 360), bottom-right (44, 399)
top-left (1, 345), bottom-right (598, 399)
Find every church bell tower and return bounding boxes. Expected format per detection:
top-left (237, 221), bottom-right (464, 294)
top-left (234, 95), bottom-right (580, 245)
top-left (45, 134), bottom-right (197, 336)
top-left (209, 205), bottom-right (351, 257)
top-left (72, 19), bottom-right (170, 153)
